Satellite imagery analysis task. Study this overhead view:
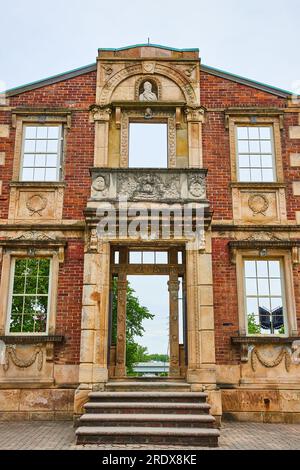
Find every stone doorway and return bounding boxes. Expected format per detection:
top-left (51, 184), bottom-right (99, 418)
top-left (108, 246), bottom-right (187, 379)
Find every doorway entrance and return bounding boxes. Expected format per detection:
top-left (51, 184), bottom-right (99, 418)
top-left (108, 246), bottom-right (187, 379)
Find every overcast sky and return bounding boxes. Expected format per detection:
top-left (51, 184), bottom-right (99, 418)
top-left (1, 0), bottom-right (299, 93)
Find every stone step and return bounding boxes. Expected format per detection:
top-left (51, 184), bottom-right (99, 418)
top-left (88, 391), bottom-right (208, 403)
top-left (105, 381), bottom-right (191, 392)
top-left (84, 401), bottom-right (211, 415)
top-left (76, 425), bottom-right (220, 446)
top-left (79, 412), bottom-right (216, 428)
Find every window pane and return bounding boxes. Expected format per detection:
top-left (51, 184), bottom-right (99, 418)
top-left (48, 126), bottom-right (59, 138)
top-left (36, 140), bottom-right (47, 152)
top-left (256, 261), bottom-right (268, 277)
top-left (257, 278), bottom-right (269, 296)
top-left (143, 252), bottom-right (154, 263)
top-left (23, 154), bottom-right (35, 167)
top-left (260, 140), bottom-right (272, 153)
top-left (249, 154), bottom-right (261, 167)
top-left (46, 154), bottom-right (57, 167)
top-left (34, 167), bottom-right (45, 181)
top-left (45, 167), bottom-right (57, 181)
top-left (250, 168), bottom-right (262, 182)
top-left (25, 127), bottom-right (37, 139)
top-left (237, 127), bottom-right (248, 139)
top-left (262, 168), bottom-right (274, 181)
top-left (129, 252), bottom-right (142, 263)
top-left (36, 127), bottom-right (48, 138)
top-left (246, 278), bottom-right (257, 295)
top-left (239, 155), bottom-right (249, 168)
top-left (249, 140), bottom-right (260, 153)
top-left (270, 278), bottom-right (282, 296)
top-left (239, 169), bottom-right (251, 181)
top-left (245, 260), bottom-right (256, 277)
top-left (22, 167), bottom-right (34, 180)
top-left (246, 298), bottom-right (258, 315)
top-left (35, 154), bottom-right (46, 167)
top-left (238, 140), bottom-right (249, 153)
top-left (259, 127), bottom-right (271, 139)
top-left (268, 261), bottom-right (280, 277)
top-left (261, 154), bottom-right (273, 168)
top-left (156, 252), bottom-right (168, 264)
top-left (47, 140), bottom-right (58, 152)
top-left (24, 140), bottom-right (36, 152)
top-left (248, 127), bottom-right (259, 139)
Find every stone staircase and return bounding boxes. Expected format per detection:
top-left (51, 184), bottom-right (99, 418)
top-left (75, 381), bottom-right (220, 447)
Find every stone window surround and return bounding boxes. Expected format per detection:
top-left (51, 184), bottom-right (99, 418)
top-left (227, 114), bottom-right (284, 183)
top-left (120, 108), bottom-right (177, 168)
top-left (0, 248), bottom-right (61, 336)
top-left (11, 110), bottom-right (71, 182)
top-left (234, 249), bottom-right (298, 338)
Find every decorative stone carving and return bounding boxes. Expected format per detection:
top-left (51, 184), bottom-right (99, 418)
top-left (118, 173), bottom-right (181, 200)
top-left (144, 107), bottom-right (153, 119)
top-left (291, 340), bottom-right (300, 365)
top-left (102, 64), bottom-right (113, 77)
top-left (184, 106), bottom-right (205, 123)
top-left (3, 345), bottom-right (43, 372)
top-left (10, 231), bottom-right (57, 241)
top-left (248, 193), bottom-right (269, 216)
top-left (26, 194), bottom-right (48, 216)
top-left (250, 346), bottom-right (291, 372)
top-left (243, 232), bottom-right (283, 242)
top-left (92, 175), bottom-right (109, 195)
top-left (188, 174), bottom-right (206, 199)
top-left (142, 61), bottom-right (156, 74)
top-left (89, 105), bottom-right (112, 122)
top-left (139, 81), bottom-right (158, 101)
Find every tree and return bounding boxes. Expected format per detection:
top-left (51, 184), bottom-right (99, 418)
top-left (111, 279), bottom-right (154, 374)
top-left (247, 312), bottom-right (261, 334)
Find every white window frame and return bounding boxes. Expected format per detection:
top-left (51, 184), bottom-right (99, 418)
top-left (235, 125), bottom-right (276, 183)
top-left (6, 257), bottom-right (52, 336)
top-left (242, 258), bottom-right (288, 336)
top-left (20, 124), bottom-right (63, 182)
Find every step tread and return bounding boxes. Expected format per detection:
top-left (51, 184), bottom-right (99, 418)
top-left (79, 413), bottom-right (215, 422)
top-left (106, 382), bottom-right (189, 387)
top-left (76, 426), bottom-right (220, 437)
top-left (89, 391), bottom-right (207, 398)
top-left (84, 401), bottom-right (211, 409)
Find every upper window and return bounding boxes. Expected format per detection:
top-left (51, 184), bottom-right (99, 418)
top-left (21, 125), bottom-right (62, 181)
top-left (244, 259), bottom-right (286, 335)
top-left (7, 258), bottom-right (51, 334)
top-left (236, 126), bottom-right (275, 182)
top-left (129, 123), bottom-right (167, 168)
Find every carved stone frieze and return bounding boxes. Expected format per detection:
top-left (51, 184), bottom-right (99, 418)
top-left (3, 344), bottom-right (43, 372)
top-left (90, 168), bottom-right (207, 202)
top-left (251, 346), bottom-right (291, 372)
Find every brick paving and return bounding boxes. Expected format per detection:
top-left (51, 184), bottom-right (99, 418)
top-left (0, 420), bottom-right (299, 450)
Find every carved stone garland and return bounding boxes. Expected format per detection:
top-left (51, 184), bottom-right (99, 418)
top-left (250, 346), bottom-right (291, 372)
top-left (120, 110), bottom-right (176, 168)
top-left (3, 345), bottom-right (43, 372)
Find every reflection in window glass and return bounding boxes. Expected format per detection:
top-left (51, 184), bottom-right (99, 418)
top-left (244, 259), bottom-right (285, 335)
top-left (21, 125), bottom-right (62, 182)
top-left (236, 126), bottom-right (275, 182)
top-left (9, 258), bottom-right (51, 333)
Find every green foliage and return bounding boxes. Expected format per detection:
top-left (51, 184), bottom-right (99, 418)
top-left (247, 312), bottom-right (261, 334)
top-left (111, 279), bottom-right (154, 374)
top-left (143, 353), bottom-right (169, 363)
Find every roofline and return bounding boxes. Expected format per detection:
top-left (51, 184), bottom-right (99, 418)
top-left (3, 63), bottom-right (97, 97)
top-left (201, 64), bottom-right (292, 98)
top-left (98, 43), bottom-right (199, 53)
top-left (1, 59), bottom-right (292, 99)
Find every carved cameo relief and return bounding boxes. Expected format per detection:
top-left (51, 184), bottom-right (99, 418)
top-left (92, 174), bottom-right (109, 195)
top-left (248, 193), bottom-right (269, 216)
top-left (139, 81), bottom-right (158, 101)
top-left (188, 174), bottom-right (206, 199)
top-left (26, 194), bottom-right (48, 216)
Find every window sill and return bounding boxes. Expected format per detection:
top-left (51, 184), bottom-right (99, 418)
top-left (229, 182), bottom-right (286, 189)
top-left (10, 181), bottom-right (66, 188)
top-left (0, 335), bottom-right (64, 344)
top-left (231, 335), bottom-right (299, 345)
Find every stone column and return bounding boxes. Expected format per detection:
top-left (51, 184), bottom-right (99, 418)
top-left (185, 233), bottom-right (217, 388)
top-left (90, 106), bottom-right (111, 167)
top-left (114, 270), bottom-right (127, 377)
top-left (185, 107), bottom-right (205, 168)
top-left (168, 269), bottom-right (180, 377)
top-left (75, 235), bottom-right (110, 413)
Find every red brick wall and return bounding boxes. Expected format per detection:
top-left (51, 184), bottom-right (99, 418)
top-left (54, 240), bottom-right (84, 364)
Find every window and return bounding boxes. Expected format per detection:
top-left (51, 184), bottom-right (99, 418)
top-left (21, 125), bottom-right (62, 181)
top-left (129, 123), bottom-right (167, 167)
top-left (236, 126), bottom-right (275, 182)
top-left (129, 251), bottom-right (168, 264)
top-left (8, 258), bottom-right (51, 334)
top-left (244, 259), bottom-right (286, 335)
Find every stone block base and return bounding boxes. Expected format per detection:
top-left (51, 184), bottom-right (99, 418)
top-left (0, 388), bottom-right (75, 421)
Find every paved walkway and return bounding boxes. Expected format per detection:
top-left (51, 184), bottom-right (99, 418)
top-left (0, 420), bottom-right (299, 450)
